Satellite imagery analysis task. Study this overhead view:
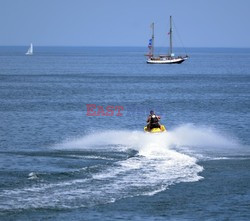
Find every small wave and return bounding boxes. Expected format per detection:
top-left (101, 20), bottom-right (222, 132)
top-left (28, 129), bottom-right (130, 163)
top-left (67, 154), bottom-right (117, 161)
top-left (28, 172), bottom-right (38, 180)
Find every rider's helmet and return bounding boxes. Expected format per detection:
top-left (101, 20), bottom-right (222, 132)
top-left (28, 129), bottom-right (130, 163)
top-left (150, 110), bottom-right (154, 115)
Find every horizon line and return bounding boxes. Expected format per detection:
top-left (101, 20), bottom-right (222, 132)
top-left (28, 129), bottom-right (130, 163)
top-left (0, 45), bottom-right (250, 49)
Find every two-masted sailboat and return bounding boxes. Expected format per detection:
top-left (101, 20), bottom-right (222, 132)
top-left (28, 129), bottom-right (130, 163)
top-left (25, 43), bottom-right (33, 55)
top-left (146, 16), bottom-right (188, 64)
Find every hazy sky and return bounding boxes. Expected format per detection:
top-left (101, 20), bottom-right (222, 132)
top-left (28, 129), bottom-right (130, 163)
top-left (0, 0), bottom-right (250, 47)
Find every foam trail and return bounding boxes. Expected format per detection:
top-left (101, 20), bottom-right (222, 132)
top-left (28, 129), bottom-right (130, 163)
top-left (2, 124), bottom-right (239, 210)
top-left (1, 136), bottom-right (203, 210)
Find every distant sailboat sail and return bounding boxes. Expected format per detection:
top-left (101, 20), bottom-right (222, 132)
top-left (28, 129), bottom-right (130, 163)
top-left (26, 43), bottom-right (33, 55)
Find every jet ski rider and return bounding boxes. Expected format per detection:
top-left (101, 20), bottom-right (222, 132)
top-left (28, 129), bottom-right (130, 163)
top-left (147, 110), bottom-right (161, 131)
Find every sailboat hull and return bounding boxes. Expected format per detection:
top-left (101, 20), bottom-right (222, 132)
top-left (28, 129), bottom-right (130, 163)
top-left (147, 57), bottom-right (186, 64)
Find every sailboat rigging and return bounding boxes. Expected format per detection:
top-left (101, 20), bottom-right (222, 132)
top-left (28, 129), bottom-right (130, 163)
top-left (146, 16), bottom-right (188, 64)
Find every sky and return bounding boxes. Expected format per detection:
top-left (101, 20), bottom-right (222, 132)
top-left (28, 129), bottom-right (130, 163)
top-left (0, 0), bottom-right (250, 47)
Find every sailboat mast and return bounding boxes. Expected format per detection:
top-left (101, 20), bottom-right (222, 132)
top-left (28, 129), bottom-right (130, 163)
top-left (151, 22), bottom-right (155, 57)
top-left (169, 16), bottom-right (173, 56)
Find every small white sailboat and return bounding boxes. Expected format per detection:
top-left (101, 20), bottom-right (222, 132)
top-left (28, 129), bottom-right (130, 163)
top-left (146, 16), bottom-right (188, 64)
top-left (25, 43), bottom-right (33, 55)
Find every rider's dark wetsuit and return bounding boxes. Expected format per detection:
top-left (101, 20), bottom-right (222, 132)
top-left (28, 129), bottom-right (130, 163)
top-left (147, 114), bottom-right (161, 130)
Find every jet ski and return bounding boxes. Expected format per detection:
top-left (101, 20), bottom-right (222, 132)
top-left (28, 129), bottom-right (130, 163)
top-left (144, 125), bottom-right (166, 133)
top-left (145, 110), bottom-right (166, 133)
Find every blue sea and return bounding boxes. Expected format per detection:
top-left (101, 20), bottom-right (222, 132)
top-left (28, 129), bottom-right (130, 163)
top-left (0, 46), bottom-right (250, 220)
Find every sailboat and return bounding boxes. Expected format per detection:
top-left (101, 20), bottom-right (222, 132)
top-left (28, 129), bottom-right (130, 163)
top-left (146, 16), bottom-right (188, 64)
top-left (25, 43), bottom-right (33, 55)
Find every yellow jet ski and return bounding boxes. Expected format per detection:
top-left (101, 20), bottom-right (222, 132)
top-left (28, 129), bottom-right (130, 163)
top-left (144, 125), bottom-right (166, 133)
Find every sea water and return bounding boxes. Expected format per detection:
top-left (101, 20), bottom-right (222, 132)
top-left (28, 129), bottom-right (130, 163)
top-left (0, 47), bottom-right (249, 220)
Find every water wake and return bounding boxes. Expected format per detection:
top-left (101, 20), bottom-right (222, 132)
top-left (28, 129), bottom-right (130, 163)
top-left (1, 124), bottom-right (239, 210)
